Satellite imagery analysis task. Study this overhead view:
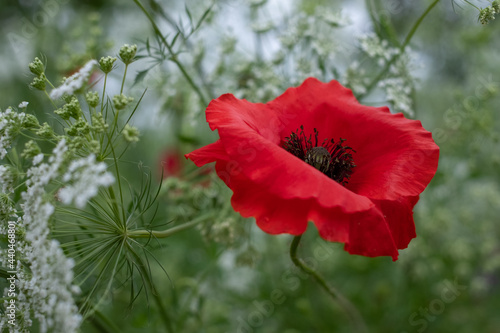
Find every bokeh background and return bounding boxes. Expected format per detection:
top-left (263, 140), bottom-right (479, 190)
top-left (1, 0), bottom-right (499, 332)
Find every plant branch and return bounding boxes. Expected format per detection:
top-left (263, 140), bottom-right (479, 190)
top-left (127, 213), bottom-right (212, 239)
top-left (290, 235), bottom-right (369, 333)
top-left (132, 0), bottom-right (209, 106)
top-left (126, 243), bottom-right (174, 333)
top-left (359, 0), bottom-right (442, 100)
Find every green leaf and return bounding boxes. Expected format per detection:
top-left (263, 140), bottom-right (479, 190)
top-left (133, 70), bottom-right (149, 86)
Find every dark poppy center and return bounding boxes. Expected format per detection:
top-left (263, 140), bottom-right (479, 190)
top-left (282, 126), bottom-right (356, 185)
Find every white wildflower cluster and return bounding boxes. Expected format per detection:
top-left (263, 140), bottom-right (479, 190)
top-left (59, 154), bottom-right (114, 208)
top-left (342, 61), bottom-right (370, 96)
top-left (250, 20), bottom-right (275, 34)
top-left (378, 77), bottom-right (414, 116)
top-left (315, 7), bottom-right (350, 27)
top-left (0, 137), bottom-right (114, 332)
top-left (235, 63), bottom-right (283, 101)
top-left (49, 60), bottom-right (98, 100)
top-left (359, 33), bottom-right (399, 67)
top-left (0, 165), bottom-right (14, 193)
top-left (379, 50), bottom-right (416, 117)
top-left (0, 108), bottom-right (25, 159)
top-left (279, 8), bottom-right (349, 50)
top-left (18, 102), bottom-right (28, 109)
top-left (2, 139), bottom-right (82, 333)
top-left (358, 33), bottom-right (416, 116)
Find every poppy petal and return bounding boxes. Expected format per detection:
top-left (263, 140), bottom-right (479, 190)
top-left (262, 78), bottom-right (439, 200)
top-left (373, 195), bottom-right (420, 249)
top-left (186, 78), bottom-right (440, 260)
top-left (185, 140), bottom-right (229, 167)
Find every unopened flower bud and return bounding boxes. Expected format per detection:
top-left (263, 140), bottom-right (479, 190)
top-left (91, 112), bottom-right (108, 132)
top-left (86, 91), bottom-right (99, 108)
top-left (479, 7), bottom-right (496, 25)
top-left (113, 94), bottom-right (134, 110)
top-left (36, 122), bottom-right (55, 138)
top-left (23, 114), bottom-right (39, 129)
top-left (119, 44), bottom-right (137, 65)
top-left (122, 124), bottom-right (139, 142)
top-left (31, 75), bottom-right (46, 90)
top-left (29, 57), bottom-right (45, 76)
top-left (22, 140), bottom-right (41, 159)
top-left (99, 56), bottom-right (117, 73)
top-left (493, 0), bottom-right (500, 13)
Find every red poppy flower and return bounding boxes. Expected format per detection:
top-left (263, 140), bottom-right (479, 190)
top-left (185, 78), bottom-right (439, 260)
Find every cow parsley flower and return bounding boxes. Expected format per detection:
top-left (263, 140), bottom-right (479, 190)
top-left (359, 33), bottom-right (399, 66)
top-left (59, 154), bottom-right (114, 208)
top-left (18, 101), bottom-right (29, 109)
top-left (14, 139), bottom-right (82, 333)
top-left (342, 61), bottom-right (369, 96)
top-left (0, 108), bottom-right (25, 159)
top-left (0, 165), bottom-right (14, 193)
top-left (49, 60), bottom-right (98, 100)
top-left (379, 77), bottom-right (414, 117)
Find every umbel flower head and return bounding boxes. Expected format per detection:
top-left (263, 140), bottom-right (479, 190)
top-left (186, 78), bottom-right (439, 260)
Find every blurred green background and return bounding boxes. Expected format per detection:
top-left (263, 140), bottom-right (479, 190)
top-left (1, 0), bottom-right (499, 332)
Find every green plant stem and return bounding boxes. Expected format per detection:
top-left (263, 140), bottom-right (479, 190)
top-left (101, 73), bottom-right (108, 114)
top-left (462, 0), bottom-right (479, 10)
top-left (290, 235), bottom-right (369, 333)
top-left (365, 0), bottom-right (380, 36)
top-left (132, 0), bottom-right (209, 106)
top-left (44, 76), bottom-right (55, 89)
top-left (43, 90), bottom-right (58, 109)
top-left (359, 0), bottom-right (441, 100)
top-left (120, 64), bottom-right (128, 94)
top-left (126, 243), bottom-right (174, 333)
top-left (89, 309), bottom-right (122, 333)
top-left (127, 214), bottom-right (212, 239)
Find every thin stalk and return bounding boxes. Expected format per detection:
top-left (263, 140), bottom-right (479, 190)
top-left (44, 76), bottom-right (56, 89)
top-left (364, 0), bottom-right (381, 36)
top-left (127, 243), bottom-right (174, 333)
top-left (89, 309), bottom-right (122, 333)
top-left (132, 0), bottom-right (208, 106)
top-left (120, 64), bottom-right (128, 94)
top-left (127, 213), bottom-right (212, 239)
top-left (462, 0), bottom-right (479, 11)
top-left (101, 73), bottom-right (108, 114)
top-left (359, 0), bottom-right (442, 99)
top-left (43, 90), bottom-right (58, 109)
top-left (290, 235), bottom-right (369, 333)
top-left (108, 135), bottom-right (126, 225)
top-left (107, 187), bottom-right (124, 230)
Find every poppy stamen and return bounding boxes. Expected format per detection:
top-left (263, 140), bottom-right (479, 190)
top-left (283, 127), bottom-right (356, 185)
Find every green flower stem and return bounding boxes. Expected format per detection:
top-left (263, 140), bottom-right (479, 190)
top-left (44, 76), bottom-right (55, 89)
top-left (0, 266), bottom-right (11, 279)
top-left (401, 0), bottom-right (441, 49)
top-left (101, 73), bottom-right (108, 114)
top-left (359, 0), bottom-right (441, 100)
top-left (89, 309), bottom-right (122, 333)
top-left (132, 0), bottom-right (209, 106)
top-left (127, 214), bottom-right (212, 239)
top-left (43, 90), bottom-right (58, 109)
top-left (462, 0), bottom-right (479, 10)
top-left (290, 235), bottom-right (369, 333)
top-left (120, 64), bottom-right (128, 95)
top-left (365, 0), bottom-right (381, 37)
top-left (126, 242), bottom-right (174, 333)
